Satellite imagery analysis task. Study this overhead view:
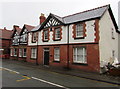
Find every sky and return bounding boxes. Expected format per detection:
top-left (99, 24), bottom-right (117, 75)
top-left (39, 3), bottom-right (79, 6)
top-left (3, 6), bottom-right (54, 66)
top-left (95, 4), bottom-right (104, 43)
top-left (0, 0), bottom-right (120, 30)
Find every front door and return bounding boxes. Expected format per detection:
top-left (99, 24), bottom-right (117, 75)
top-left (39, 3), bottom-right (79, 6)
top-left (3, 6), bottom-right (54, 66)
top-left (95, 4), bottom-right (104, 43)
top-left (44, 48), bottom-right (49, 65)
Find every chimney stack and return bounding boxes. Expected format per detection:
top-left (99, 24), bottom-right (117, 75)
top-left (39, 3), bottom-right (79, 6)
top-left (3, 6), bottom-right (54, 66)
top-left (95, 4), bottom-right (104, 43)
top-left (4, 27), bottom-right (7, 30)
top-left (39, 13), bottom-right (46, 24)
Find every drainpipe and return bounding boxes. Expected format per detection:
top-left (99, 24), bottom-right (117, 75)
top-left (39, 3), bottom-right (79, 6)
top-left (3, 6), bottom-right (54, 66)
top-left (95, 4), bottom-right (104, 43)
top-left (67, 25), bottom-right (70, 69)
top-left (36, 32), bottom-right (39, 65)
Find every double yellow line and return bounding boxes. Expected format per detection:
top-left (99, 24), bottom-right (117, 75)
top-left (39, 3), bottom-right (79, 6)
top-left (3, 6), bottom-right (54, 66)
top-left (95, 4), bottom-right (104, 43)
top-left (16, 76), bottom-right (31, 82)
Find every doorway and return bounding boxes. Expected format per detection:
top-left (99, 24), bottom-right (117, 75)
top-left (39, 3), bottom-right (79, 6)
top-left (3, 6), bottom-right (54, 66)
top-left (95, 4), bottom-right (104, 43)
top-left (43, 48), bottom-right (49, 65)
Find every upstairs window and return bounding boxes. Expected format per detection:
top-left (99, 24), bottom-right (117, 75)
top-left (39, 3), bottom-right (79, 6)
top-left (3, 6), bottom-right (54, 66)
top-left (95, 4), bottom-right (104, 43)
top-left (32, 32), bottom-right (37, 43)
top-left (20, 34), bottom-right (27, 43)
top-left (12, 32), bottom-right (19, 45)
top-left (55, 28), bottom-right (60, 40)
top-left (73, 23), bottom-right (86, 39)
top-left (73, 47), bottom-right (87, 64)
top-left (53, 27), bottom-right (62, 41)
top-left (13, 36), bottom-right (19, 45)
top-left (54, 47), bottom-right (60, 61)
top-left (43, 29), bottom-right (49, 42)
top-left (76, 23), bottom-right (83, 37)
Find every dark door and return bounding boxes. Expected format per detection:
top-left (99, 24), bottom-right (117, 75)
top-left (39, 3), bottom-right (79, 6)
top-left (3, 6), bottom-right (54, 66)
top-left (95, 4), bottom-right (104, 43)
top-left (44, 49), bottom-right (49, 65)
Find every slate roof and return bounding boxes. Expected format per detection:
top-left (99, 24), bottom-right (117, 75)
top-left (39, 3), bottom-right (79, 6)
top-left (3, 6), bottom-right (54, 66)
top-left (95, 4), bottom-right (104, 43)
top-left (63, 5), bottom-right (108, 24)
top-left (24, 24), bottom-right (35, 32)
top-left (0, 29), bottom-right (13, 39)
top-left (20, 24), bottom-right (35, 35)
top-left (31, 25), bottom-right (41, 32)
top-left (51, 5), bottom-right (109, 24)
top-left (34, 4), bottom-right (118, 32)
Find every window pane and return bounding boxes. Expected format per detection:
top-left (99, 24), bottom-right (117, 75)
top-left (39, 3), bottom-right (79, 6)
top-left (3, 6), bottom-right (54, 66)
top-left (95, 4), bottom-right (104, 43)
top-left (73, 47), bottom-right (87, 63)
top-left (23, 48), bottom-right (26, 57)
top-left (19, 49), bottom-right (22, 57)
top-left (55, 28), bottom-right (60, 39)
top-left (54, 47), bottom-right (60, 61)
top-left (31, 48), bottom-right (37, 59)
top-left (44, 30), bottom-right (48, 40)
top-left (76, 23), bottom-right (83, 37)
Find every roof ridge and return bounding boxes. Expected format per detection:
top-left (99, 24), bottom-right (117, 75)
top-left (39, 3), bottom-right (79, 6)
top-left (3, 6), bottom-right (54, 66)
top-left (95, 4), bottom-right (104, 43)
top-left (24, 24), bottom-right (35, 27)
top-left (63, 4), bottom-right (110, 18)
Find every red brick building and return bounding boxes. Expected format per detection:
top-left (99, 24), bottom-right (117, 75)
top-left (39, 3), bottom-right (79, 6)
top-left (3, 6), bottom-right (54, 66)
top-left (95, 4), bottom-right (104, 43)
top-left (0, 28), bottom-right (13, 58)
top-left (10, 25), bottom-right (22, 60)
top-left (18, 24), bottom-right (35, 61)
top-left (27, 5), bottom-right (119, 73)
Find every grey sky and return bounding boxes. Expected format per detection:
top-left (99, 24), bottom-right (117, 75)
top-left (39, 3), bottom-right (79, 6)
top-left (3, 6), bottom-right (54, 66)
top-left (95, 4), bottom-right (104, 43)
top-left (0, 0), bottom-right (119, 30)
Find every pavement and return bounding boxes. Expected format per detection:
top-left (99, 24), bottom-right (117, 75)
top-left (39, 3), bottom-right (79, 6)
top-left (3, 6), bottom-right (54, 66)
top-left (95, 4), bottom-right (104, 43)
top-left (2, 59), bottom-right (120, 86)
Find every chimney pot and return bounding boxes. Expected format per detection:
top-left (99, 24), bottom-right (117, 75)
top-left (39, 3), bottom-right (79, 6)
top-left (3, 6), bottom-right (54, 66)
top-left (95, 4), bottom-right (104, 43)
top-left (4, 27), bottom-right (6, 30)
top-left (39, 13), bottom-right (46, 24)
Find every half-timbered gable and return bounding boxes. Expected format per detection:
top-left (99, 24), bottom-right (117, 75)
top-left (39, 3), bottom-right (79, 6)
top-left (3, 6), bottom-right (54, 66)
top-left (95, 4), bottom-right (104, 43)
top-left (19, 24), bottom-right (34, 44)
top-left (11, 26), bottom-right (21, 45)
top-left (40, 13), bottom-right (64, 29)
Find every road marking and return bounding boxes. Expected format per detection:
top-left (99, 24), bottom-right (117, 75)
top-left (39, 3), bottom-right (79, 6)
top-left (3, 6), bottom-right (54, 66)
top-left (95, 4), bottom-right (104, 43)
top-left (16, 76), bottom-right (31, 82)
top-left (31, 77), bottom-right (69, 89)
top-left (2, 67), bottom-right (20, 74)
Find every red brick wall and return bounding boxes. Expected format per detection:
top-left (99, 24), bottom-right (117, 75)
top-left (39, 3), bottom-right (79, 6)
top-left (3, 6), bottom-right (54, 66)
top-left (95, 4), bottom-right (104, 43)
top-left (0, 39), bottom-right (11, 58)
top-left (26, 46), bottom-right (37, 63)
top-left (10, 46), bottom-right (19, 60)
top-left (37, 44), bottom-right (100, 73)
top-left (69, 44), bottom-right (100, 73)
top-left (37, 45), bottom-right (68, 67)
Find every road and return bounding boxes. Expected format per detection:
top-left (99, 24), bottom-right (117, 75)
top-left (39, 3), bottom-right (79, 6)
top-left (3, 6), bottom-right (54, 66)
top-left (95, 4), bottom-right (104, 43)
top-left (1, 59), bottom-right (120, 88)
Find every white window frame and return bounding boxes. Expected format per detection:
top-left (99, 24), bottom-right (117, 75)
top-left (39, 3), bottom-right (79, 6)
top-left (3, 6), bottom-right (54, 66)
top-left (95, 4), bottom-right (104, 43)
top-left (33, 33), bottom-right (37, 42)
top-left (76, 23), bottom-right (83, 37)
top-left (23, 48), bottom-right (27, 57)
top-left (14, 48), bottom-right (17, 56)
top-left (31, 48), bottom-right (37, 59)
top-left (10, 49), bottom-right (13, 56)
top-left (54, 47), bottom-right (60, 61)
top-left (73, 47), bottom-right (87, 63)
top-left (19, 48), bottom-right (22, 57)
top-left (44, 30), bottom-right (49, 41)
top-left (55, 28), bottom-right (60, 40)
top-left (20, 34), bottom-right (27, 42)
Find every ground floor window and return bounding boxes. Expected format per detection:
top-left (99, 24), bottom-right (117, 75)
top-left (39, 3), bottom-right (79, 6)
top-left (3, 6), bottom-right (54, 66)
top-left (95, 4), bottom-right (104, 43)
top-left (73, 47), bottom-right (87, 63)
top-left (54, 47), bottom-right (60, 61)
top-left (19, 49), bottom-right (22, 57)
top-left (10, 49), bottom-right (13, 56)
top-left (31, 48), bottom-right (37, 59)
top-left (14, 48), bottom-right (17, 56)
top-left (23, 48), bottom-right (27, 57)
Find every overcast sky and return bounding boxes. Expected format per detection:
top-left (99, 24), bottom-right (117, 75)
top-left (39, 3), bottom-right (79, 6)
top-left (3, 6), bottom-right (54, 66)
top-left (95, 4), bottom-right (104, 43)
top-left (0, 0), bottom-right (119, 30)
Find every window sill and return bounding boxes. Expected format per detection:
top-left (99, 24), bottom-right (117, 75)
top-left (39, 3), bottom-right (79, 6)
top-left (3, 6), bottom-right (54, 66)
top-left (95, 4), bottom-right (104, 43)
top-left (19, 57), bottom-right (26, 58)
top-left (53, 39), bottom-right (61, 41)
top-left (112, 37), bottom-right (115, 39)
top-left (74, 37), bottom-right (85, 39)
top-left (32, 41), bottom-right (37, 43)
top-left (72, 62), bottom-right (88, 66)
top-left (30, 58), bottom-right (37, 60)
top-left (53, 61), bottom-right (60, 63)
top-left (43, 40), bottom-right (49, 42)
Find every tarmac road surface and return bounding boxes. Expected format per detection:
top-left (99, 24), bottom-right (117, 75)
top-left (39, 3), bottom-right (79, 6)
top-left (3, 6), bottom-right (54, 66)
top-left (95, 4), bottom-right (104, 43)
top-left (1, 59), bottom-right (120, 89)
